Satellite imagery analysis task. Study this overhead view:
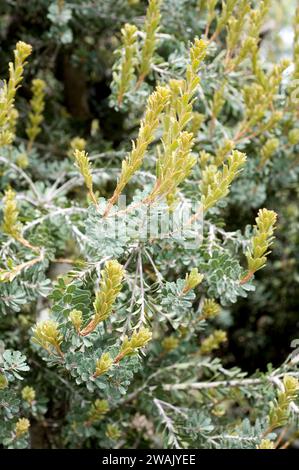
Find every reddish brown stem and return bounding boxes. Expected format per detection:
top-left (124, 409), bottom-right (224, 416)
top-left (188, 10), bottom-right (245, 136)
top-left (113, 352), bottom-right (125, 364)
top-left (240, 271), bottom-right (254, 285)
top-left (55, 344), bottom-right (65, 359)
top-left (103, 192), bottom-right (119, 218)
top-left (261, 425), bottom-right (274, 439)
top-left (275, 426), bottom-right (289, 448)
top-left (79, 318), bottom-right (98, 337)
top-left (117, 94), bottom-right (123, 107)
top-left (136, 73), bottom-right (145, 90)
top-left (17, 235), bottom-right (40, 253)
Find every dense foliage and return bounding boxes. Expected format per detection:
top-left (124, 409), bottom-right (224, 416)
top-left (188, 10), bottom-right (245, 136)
top-left (0, 0), bottom-right (299, 449)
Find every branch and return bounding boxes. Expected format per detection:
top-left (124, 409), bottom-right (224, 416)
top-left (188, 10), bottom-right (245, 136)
top-left (163, 372), bottom-right (299, 391)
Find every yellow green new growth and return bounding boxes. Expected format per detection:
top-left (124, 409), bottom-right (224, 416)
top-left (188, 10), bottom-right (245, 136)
top-left (32, 319), bottom-right (64, 358)
top-left (26, 78), bottom-right (46, 149)
top-left (241, 208), bottom-right (277, 284)
top-left (2, 188), bottom-right (22, 240)
top-left (226, 0), bottom-right (250, 54)
top-left (190, 111), bottom-right (205, 135)
top-left (235, 59), bottom-right (289, 142)
top-left (114, 327), bottom-right (152, 363)
top-left (269, 375), bottom-right (299, 430)
top-left (73, 149), bottom-right (98, 206)
top-left (138, 0), bottom-right (162, 85)
top-left (215, 0), bottom-right (239, 39)
top-left (147, 131), bottom-right (196, 204)
top-left (105, 85), bottom-right (170, 213)
top-left (183, 268), bottom-right (204, 294)
top-left (288, 129), bottom-right (299, 146)
top-left (69, 136), bottom-right (86, 156)
top-left (117, 23), bottom-right (138, 105)
top-left (200, 330), bottom-right (227, 355)
top-left (80, 260), bottom-right (125, 336)
top-left (69, 309), bottom-right (83, 332)
top-left (226, 1), bottom-right (270, 72)
top-left (87, 399), bottom-right (109, 424)
top-left (200, 299), bottom-right (221, 320)
top-left (260, 138), bottom-right (279, 167)
top-left (0, 251), bottom-right (44, 283)
top-left (107, 38), bottom-right (206, 212)
top-left (257, 439), bottom-right (275, 449)
top-left (22, 386), bottom-right (36, 404)
top-left (201, 150), bottom-right (246, 212)
top-left (248, 0), bottom-right (270, 41)
top-left (106, 423), bottom-right (122, 441)
top-left (1, 188), bottom-right (39, 252)
top-left (94, 352), bottom-right (114, 377)
top-left (214, 139), bottom-right (235, 166)
top-left (0, 373), bottom-right (8, 390)
top-left (15, 418), bottom-right (30, 439)
top-left (0, 41), bottom-right (32, 146)
top-left (293, 7), bottom-right (299, 83)
top-left (211, 81), bottom-right (226, 120)
top-left (162, 335), bottom-right (179, 352)
top-left (146, 38), bottom-right (207, 205)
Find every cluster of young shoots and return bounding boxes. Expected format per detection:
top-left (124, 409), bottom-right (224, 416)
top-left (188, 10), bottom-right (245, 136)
top-left (32, 260), bottom-right (152, 377)
top-left (93, 325), bottom-right (152, 378)
top-left (0, 41), bottom-right (32, 147)
top-left (114, 0), bottom-right (162, 104)
top-left (0, 189), bottom-right (44, 282)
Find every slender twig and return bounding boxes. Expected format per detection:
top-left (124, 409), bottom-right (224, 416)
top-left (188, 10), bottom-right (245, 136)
top-left (0, 207), bottom-right (87, 257)
top-left (0, 156), bottom-right (41, 202)
top-left (153, 398), bottom-right (182, 449)
top-left (137, 250), bottom-right (146, 328)
top-left (163, 372), bottom-right (299, 391)
top-left (144, 248), bottom-right (164, 283)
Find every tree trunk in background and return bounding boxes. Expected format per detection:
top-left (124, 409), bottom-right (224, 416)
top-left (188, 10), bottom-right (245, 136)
top-left (63, 54), bottom-right (90, 120)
